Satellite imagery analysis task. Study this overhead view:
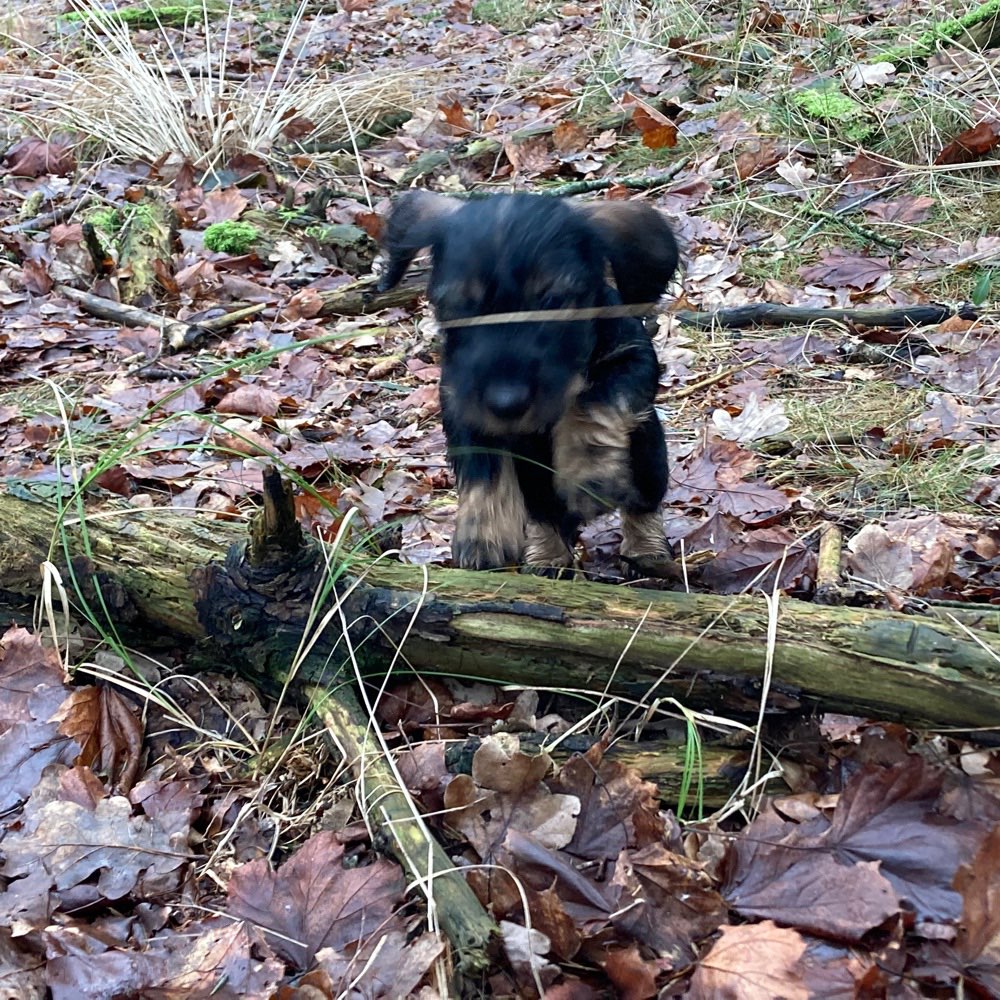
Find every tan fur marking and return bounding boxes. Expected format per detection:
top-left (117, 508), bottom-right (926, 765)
top-left (524, 521), bottom-right (573, 569)
top-left (620, 511), bottom-right (669, 559)
top-left (552, 403), bottom-right (642, 520)
top-left (452, 457), bottom-right (526, 568)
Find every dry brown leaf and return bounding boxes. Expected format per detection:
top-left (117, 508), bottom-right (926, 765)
top-left (0, 626), bottom-right (67, 727)
top-left (438, 98), bottom-right (473, 134)
top-left (553, 120), bottom-right (588, 154)
top-left (216, 385), bottom-right (284, 417)
top-left (689, 921), bottom-right (809, 999)
top-left (935, 119), bottom-right (1000, 166)
top-left (798, 248), bottom-right (891, 290)
top-left (53, 685), bottom-right (143, 793)
top-left (2, 793), bottom-right (188, 899)
top-left (621, 92), bottom-right (678, 149)
top-left (226, 830), bottom-right (405, 970)
top-left (200, 188), bottom-right (249, 225)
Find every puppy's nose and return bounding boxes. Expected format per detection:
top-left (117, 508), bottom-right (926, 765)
top-left (484, 382), bottom-right (531, 420)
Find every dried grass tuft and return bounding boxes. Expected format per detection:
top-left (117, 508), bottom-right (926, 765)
top-left (1, 0), bottom-right (423, 169)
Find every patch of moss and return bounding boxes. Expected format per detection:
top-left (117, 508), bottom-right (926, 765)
top-left (17, 191), bottom-right (45, 222)
top-left (88, 207), bottom-right (123, 234)
top-left (60, 1), bottom-right (226, 29)
top-left (790, 83), bottom-right (874, 141)
top-left (204, 221), bottom-right (260, 255)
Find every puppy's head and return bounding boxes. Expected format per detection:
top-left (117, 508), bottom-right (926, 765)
top-left (378, 191), bottom-right (677, 435)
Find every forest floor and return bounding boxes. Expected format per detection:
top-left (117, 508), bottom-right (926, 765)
top-left (1, 0), bottom-right (1000, 996)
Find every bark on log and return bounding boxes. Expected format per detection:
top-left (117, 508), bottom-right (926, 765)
top-left (317, 268), bottom-right (430, 318)
top-left (2, 489), bottom-right (1000, 729)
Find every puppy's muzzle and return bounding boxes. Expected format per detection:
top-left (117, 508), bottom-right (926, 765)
top-left (483, 381), bottom-right (532, 422)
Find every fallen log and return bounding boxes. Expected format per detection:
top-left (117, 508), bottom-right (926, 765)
top-left (1, 484), bottom-right (1000, 730)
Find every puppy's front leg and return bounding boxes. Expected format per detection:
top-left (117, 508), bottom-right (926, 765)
top-left (446, 420), bottom-right (526, 568)
top-left (452, 465), bottom-right (527, 570)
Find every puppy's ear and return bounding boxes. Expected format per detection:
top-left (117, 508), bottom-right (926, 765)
top-left (575, 200), bottom-right (678, 305)
top-left (377, 191), bottom-right (460, 292)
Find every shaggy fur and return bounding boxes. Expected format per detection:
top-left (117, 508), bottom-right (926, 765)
top-left (377, 191), bottom-right (678, 573)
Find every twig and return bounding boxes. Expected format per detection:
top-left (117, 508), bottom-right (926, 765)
top-left (193, 303), bottom-right (267, 334)
top-left (814, 523), bottom-right (845, 606)
top-left (2, 195), bottom-right (95, 234)
top-left (57, 285), bottom-right (191, 349)
top-left (782, 184), bottom-right (905, 253)
top-left (56, 285), bottom-right (267, 351)
top-left (673, 302), bottom-right (973, 330)
top-left (665, 360), bottom-right (759, 401)
top-left (545, 159), bottom-right (690, 197)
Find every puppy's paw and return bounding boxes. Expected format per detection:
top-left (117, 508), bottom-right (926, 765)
top-left (452, 533), bottom-right (522, 570)
top-left (522, 521), bottom-right (575, 579)
top-left (620, 551), bottom-right (682, 581)
top-left (620, 511), bottom-right (678, 581)
top-left (452, 474), bottom-right (526, 570)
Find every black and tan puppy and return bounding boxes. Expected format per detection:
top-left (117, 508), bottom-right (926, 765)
top-left (377, 191), bottom-right (678, 575)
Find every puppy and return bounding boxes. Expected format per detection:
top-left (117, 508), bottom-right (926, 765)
top-left (377, 191), bottom-right (678, 575)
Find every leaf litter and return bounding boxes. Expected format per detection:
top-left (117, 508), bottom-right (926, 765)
top-left (2, 0), bottom-right (1000, 994)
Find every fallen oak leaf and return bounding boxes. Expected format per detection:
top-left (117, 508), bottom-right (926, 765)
top-left (0, 625), bottom-right (68, 725)
top-left (935, 119), bottom-right (1000, 166)
top-left (53, 685), bottom-right (144, 794)
top-left (0, 720), bottom-right (80, 812)
top-left (1, 794), bottom-right (189, 899)
top-left (216, 384), bottom-right (285, 418)
top-left (317, 929), bottom-right (446, 998)
top-left (621, 92), bottom-right (678, 149)
top-left (438, 98), bottom-right (473, 134)
top-left (552, 120), bottom-right (588, 154)
top-left (798, 248), bottom-right (891, 290)
top-left (45, 917), bottom-right (284, 1000)
top-left (4, 136), bottom-right (76, 177)
top-left (862, 195), bottom-right (936, 224)
top-left (844, 61), bottom-right (896, 89)
top-left (735, 140), bottom-right (785, 180)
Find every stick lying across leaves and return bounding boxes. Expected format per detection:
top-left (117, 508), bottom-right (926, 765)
top-left (672, 301), bottom-right (978, 330)
top-left (323, 274), bottom-right (976, 331)
top-left (61, 272), bottom-right (978, 357)
top-left (57, 285), bottom-right (265, 350)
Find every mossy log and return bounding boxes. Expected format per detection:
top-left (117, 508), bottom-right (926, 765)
top-left (83, 197), bottom-right (176, 307)
top-left (878, 0), bottom-right (1000, 64)
top-left (318, 268), bottom-right (430, 317)
top-left (2, 487), bottom-right (1000, 730)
